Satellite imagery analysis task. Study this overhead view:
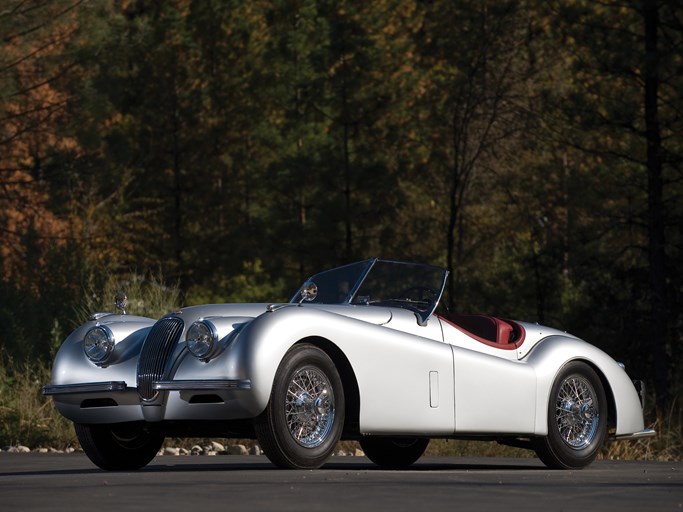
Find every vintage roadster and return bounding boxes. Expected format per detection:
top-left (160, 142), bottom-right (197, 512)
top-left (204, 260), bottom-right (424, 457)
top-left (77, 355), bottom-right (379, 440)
top-left (44, 258), bottom-right (654, 470)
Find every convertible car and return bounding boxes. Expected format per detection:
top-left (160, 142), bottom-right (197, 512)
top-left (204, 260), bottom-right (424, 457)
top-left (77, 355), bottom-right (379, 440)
top-left (44, 258), bottom-right (654, 470)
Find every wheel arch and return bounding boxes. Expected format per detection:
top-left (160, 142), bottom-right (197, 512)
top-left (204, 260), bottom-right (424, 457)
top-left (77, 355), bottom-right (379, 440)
top-left (540, 357), bottom-right (618, 434)
top-left (238, 308), bottom-right (370, 421)
top-left (528, 336), bottom-right (622, 435)
top-left (292, 336), bottom-right (361, 439)
top-left (571, 358), bottom-right (618, 434)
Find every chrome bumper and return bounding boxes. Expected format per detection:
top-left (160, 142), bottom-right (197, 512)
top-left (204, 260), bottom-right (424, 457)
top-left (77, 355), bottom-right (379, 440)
top-left (153, 379), bottom-right (251, 391)
top-left (611, 428), bottom-right (657, 441)
top-left (43, 379), bottom-right (251, 396)
top-left (43, 381), bottom-right (127, 395)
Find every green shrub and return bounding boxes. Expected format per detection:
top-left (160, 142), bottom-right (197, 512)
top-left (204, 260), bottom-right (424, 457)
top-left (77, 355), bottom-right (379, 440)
top-left (75, 270), bottom-right (181, 323)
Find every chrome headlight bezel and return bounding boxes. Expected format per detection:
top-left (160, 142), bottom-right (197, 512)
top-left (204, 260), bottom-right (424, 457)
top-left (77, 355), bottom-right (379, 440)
top-left (83, 325), bottom-right (115, 365)
top-left (185, 320), bottom-right (219, 361)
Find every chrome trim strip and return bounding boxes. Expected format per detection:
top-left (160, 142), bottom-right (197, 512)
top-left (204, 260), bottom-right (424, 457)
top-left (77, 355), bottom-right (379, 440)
top-left (611, 428), bottom-right (656, 441)
top-left (152, 379), bottom-right (252, 391)
top-left (42, 381), bottom-right (128, 396)
top-left (266, 303), bottom-right (292, 312)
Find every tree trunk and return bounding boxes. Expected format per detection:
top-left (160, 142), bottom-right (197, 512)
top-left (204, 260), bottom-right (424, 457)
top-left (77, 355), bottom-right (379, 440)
top-left (643, 0), bottom-right (669, 412)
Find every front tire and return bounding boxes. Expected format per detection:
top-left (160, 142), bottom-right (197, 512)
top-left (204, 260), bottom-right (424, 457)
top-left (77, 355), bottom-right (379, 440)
top-left (75, 422), bottom-right (164, 471)
top-left (254, 344), bottom-right (345, 469)
top-left (360, 437), bottom-right (429, 469)
top-left (533, 362), bottom-right (607, 469)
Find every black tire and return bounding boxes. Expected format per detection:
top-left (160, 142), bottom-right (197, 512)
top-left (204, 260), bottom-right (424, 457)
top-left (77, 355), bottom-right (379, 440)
top-left (75, 422), bottom-right (164, 471)
top-left (254, 344), bottom-right (345, 469)
top-left (360, 437), bottom-right (429, 469)
top-left (532, 361), bottom-right (607, 469)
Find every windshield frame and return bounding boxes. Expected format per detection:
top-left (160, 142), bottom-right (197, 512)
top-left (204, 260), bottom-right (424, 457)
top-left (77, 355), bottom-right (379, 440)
top-left (291, 258), bottom-right (449, 325)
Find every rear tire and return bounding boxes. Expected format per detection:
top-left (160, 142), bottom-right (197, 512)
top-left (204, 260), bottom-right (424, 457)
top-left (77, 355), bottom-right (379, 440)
top-left (533, 362), bottom-right (607, 469)
top-left (254, 344), bottom-right (345, 469)
top-left (75, 422), bottom-right (164, 471)
top-left (360, 437), bottom-right (429, 469)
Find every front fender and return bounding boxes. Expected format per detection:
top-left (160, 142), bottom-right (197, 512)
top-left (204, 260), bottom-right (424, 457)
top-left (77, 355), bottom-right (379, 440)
top-left (47, 315), bottom-right (155, 422)
top-left (227, 307), bottom-right (343, 414)
top-left (526, 336), bottom-right (645, 436)
top-left (167, 307), bottom-right (341, 419)
top-left (222, 305), bottom-right (455, 434)
top-left (50, 315), bottom-right (155, 388)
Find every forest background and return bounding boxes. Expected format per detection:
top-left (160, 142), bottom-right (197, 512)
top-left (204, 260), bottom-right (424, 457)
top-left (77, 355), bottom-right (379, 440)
top-left (0, 0), bottom-right (681, 455)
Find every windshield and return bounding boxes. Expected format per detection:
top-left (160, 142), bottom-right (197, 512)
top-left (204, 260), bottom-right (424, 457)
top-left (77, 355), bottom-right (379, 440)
top-left (291, 258), bottom-right (448, 324)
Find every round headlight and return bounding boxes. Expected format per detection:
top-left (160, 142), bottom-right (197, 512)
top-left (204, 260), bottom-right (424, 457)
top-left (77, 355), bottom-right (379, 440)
top-left (83, 325), bottom-right (115, 364)
top-left (186, 320), bottom-right (218, 360)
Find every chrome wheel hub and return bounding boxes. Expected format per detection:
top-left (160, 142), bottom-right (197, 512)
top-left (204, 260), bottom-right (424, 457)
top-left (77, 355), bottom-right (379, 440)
top-left (555, 375), bottom-right (599, 450)
top-left (285, 367), bottom-right (335, 448)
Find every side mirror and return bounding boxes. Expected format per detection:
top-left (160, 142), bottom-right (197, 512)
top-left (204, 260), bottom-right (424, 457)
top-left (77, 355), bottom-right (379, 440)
top-left (298, 281), bottom-right (318, 304)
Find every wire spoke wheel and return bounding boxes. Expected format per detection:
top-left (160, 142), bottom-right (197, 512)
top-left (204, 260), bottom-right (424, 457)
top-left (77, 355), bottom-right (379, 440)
top-left (555, 375), bottom-right (600, 450)
top-left (255, 344), bottom-right (344, 469)
top-left (285, 367), bottom-right (335, 448)
top-left (533, 361), bottom-right (607, 469)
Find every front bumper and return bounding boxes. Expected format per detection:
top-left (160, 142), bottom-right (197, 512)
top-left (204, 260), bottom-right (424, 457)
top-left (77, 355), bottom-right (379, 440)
top-left (153, 379), bottom-right (251, 391)
top-left (43, 381), bottom-right (128, 395)
top-left (42, 379), bottom-right (259, 424)
top-left (42, 379), bottom-right (252, 396)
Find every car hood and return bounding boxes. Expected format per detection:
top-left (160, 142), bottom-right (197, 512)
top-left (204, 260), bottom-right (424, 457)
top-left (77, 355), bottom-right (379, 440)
top-left (170, 303), bottom-right (392, 326)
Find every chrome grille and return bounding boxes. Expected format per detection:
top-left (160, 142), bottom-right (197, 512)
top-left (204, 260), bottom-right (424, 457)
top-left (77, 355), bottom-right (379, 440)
top-left (137, 317), bottom-right (184, 400)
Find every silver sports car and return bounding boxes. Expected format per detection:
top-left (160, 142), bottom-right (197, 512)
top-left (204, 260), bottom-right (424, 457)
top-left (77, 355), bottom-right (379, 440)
top-left (44, 258), bottom-right (654, 470)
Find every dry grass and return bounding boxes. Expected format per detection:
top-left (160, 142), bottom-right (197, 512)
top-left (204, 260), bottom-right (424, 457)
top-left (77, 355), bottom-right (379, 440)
top-left (0, 354), bottom-right (77, 449)
top-left (600, 398), bottom-right (682, 462)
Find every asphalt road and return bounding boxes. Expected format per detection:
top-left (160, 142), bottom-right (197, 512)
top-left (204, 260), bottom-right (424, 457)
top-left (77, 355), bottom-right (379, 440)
top-left (0, 453), bottom-right (680, 512)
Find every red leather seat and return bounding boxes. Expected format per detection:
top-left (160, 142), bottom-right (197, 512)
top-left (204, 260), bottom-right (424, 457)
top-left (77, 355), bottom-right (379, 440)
top-left (447, 314), bottom-right (513, 344)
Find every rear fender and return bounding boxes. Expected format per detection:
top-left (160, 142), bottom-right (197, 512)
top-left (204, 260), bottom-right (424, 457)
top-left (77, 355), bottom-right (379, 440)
top-left (526, 336), bottom-right (645, 436)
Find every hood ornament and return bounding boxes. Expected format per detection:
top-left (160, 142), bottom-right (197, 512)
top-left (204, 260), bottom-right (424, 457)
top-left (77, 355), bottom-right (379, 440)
top-left (115, 290), bottom-right (128, 315)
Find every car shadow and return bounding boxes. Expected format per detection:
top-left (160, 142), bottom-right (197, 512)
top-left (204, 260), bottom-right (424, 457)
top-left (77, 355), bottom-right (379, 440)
top-left (0, 455), bottom-right (546, 477)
